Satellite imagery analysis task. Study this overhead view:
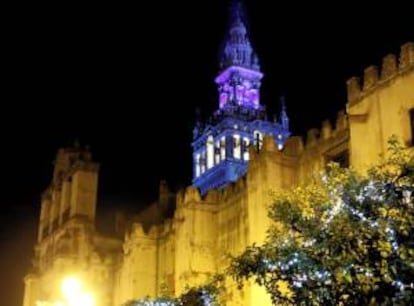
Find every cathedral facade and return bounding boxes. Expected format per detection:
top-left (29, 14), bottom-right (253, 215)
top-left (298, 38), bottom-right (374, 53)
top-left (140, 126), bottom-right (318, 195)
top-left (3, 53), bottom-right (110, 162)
top-left (23, 2), bottom-right (414, 306)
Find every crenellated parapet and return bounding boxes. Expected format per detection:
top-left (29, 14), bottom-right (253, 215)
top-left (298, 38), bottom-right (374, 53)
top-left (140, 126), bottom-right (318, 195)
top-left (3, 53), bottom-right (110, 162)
top-left (175, 185), bottom-right (220, 209)
top-left (381, 54), bottom-right (398, 79)
top-left (204, 189), bottom-right (219, 203)
top-left (321, 120), bottom-right (333, 139)
top-left (283, 136), bottom-right (304, 157)
top-left (127, 222), bottom-right (146, 239)
top-left (183, 185), bottom-right (202, 205)
top-left (123, 222), bottom-right (159, 256)
top-left (301, 110), bottom-right (349, 151)
top-left (293, 110), bottom-right (350, 182)
top-left (335, 110), bottom-right (348, 131)
top-left (262, 135), bottom-right (278, 152)
top-left (400, 43), bottom-right (414, 70)
top-left (347, 42), bottom-right (414, 105)
top-left (306, 128), bottom-right (319, 148)
top-left (182, 172), bottom-right (247, 206)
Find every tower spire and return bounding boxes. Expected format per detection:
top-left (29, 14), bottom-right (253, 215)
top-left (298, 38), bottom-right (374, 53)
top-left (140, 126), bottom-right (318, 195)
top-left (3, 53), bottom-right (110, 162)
top-left (192, 1), bottom-right (290, 195)
top-left (220, 0), bottom-right (260, 71)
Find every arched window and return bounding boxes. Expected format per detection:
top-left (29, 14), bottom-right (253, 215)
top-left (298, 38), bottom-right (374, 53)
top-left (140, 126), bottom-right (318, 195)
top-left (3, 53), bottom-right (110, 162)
top-left (195, 154), bottom-right (201, 177)
top-left (215, 141), bottom-right (221, 165)
top-left (206, 136), bottom-right (214, 169)
top-left (243, 137), bottom-right (250, 160)
top-left (219, 92), bottom-right (228, 108)
top-left (220, 136), bottom-right (226, 160)
top-left (200, 151), bottom-right (206, 174)
top-left (253, 130), bottom-right (263, 150)
top-left (236, 85), bottom-right (244, 104)
top-left (233, 134), bottom-right (241, 159)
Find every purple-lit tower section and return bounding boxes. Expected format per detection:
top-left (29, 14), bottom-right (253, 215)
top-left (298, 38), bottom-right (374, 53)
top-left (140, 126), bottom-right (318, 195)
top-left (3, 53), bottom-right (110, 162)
top-left (217, 67), bottom-right (262, 110)
top-left (217, 1), bottom-right (261, 110)
top-left (192, 1), bottom-right (290, 195)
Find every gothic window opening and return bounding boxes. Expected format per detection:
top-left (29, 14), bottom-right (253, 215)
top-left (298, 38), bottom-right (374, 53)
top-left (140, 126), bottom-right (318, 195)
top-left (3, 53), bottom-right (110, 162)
top-left (243, 137), bottom-right (250, 160)
top-left (220, 136), bottom-right (226, 160)
top-left (195, 154), bottom-right (201, 177)
top-left (236, 85), bottom-right (243, 104)
top-left (215, 141), bottom-right (221, 165)
top-left (233, 135), bottom-right (241, 159)
top-left (200, 151), bottom-right (206, 174)
top-left (206, 136), bottom-right (214, 169)
top-left (220, 92), bottom-right (228, 108)
top-left (253, 131), bottom-right (263, 150)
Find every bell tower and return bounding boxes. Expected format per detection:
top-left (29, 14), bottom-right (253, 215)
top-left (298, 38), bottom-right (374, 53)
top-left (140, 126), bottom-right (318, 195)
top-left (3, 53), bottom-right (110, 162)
top-left (192, 0), bottom-right (290, 195)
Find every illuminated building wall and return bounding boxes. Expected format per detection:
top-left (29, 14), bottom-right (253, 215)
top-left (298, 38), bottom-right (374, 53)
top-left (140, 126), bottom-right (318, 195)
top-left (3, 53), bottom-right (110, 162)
top-left (23, 1), bottom-right (413, 305)
top-left (110, 24), bottom-right (414, 306)
top-left (346, 44), bottom-right (414, 170)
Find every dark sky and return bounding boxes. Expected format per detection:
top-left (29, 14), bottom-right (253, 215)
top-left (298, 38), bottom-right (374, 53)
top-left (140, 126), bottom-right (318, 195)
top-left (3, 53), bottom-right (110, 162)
top-left (1, 1), bottom-right (413, 305)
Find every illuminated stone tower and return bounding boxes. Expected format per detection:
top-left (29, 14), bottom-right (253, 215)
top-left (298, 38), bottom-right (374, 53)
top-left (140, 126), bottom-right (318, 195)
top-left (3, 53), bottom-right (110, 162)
top-left (192, 1), bottom-right (290, 195)
top-left (23, 144), bottom-right (122, 306)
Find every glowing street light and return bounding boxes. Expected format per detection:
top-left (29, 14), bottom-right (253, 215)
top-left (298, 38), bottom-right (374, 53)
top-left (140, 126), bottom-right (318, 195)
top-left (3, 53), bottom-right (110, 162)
top-left (61, 276), bottom-right (95, 306)
top-left (61, 276), bottom-right (81, 298)
top-left (36, 275), bottom-right (95, 306)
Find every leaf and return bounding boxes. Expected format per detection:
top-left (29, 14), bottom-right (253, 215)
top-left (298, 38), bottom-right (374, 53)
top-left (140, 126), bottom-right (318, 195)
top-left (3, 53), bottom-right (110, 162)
top-left (344, 273), bottom-right (353, 284)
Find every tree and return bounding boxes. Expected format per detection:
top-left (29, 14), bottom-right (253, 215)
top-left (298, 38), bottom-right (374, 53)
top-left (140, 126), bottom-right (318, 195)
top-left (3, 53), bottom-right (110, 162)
top-left (229, 138), bottom-right (414, 305)
top-left (125, 275), bottom-right (223, 306)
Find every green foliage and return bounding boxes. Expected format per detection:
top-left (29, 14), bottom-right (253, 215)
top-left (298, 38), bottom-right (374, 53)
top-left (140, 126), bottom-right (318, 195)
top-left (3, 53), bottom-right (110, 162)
top-left (123, 297), bottom-right (177, 306)
top-left (127, 275), bottom-right (224, 306)
top-left (180, 275), bottom-right (223, 306)
top-left (229, 138), bottom-right (414, 305)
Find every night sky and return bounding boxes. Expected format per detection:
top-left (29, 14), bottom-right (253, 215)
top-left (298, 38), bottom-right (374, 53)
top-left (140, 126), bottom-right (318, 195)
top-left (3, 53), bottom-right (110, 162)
top-left (2, 1), bottom-right (412, 305)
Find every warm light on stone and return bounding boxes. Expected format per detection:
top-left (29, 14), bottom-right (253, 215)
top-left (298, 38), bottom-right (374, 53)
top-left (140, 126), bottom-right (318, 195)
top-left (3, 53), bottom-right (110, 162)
top-left (22, 3), bottom-right (413, 306)
top-left (61, 276), bottom-right (81, 299)
top-left (35, 276), bottom-right (95, 306)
